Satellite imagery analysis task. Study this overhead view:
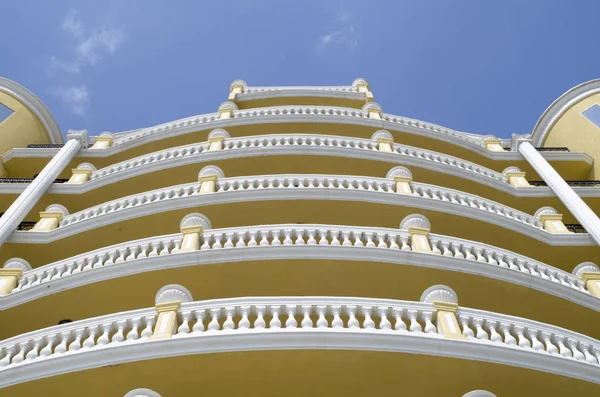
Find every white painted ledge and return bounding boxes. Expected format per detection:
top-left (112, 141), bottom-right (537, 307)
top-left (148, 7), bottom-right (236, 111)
top-left (2, 225), bottom-right (595, 310)
top-left (0, 296), bottom-right (599, 387)
top-left (7, 174), bottom-right (593, 246)
top-left (2, 106), bottom-right (592, 163)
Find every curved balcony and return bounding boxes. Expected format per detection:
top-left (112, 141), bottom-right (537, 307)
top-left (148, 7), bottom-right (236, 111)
top-left (8, 173), bottom-right (592, 246)
top-left (2, 218), bottom-right (598, 340)
top-left (1, 293), bottom-right (599, 391)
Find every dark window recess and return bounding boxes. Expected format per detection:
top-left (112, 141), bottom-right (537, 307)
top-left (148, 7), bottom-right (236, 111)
top-left (534, 147), bottom-right (570, 152)
top-left (564, 224), bottom-right (587, 233)
top-left (27, 143), bottom-right (65, 148)
top-left (16, 221), bottom-right (37, 231)
top-left (0, 178), bottom-right (69, 183)
top-left (529, 180), bottom-right (600, 187)
top-left (58, 319), bottom-right (73, 325)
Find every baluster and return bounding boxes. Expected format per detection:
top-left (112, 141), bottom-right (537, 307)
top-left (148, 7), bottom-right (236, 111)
top-left (301, 306), bottom-right (313, 328)
top-left (499, 324), bottom-right (516, 345)
top-left (192, 311), bottom-right (206, 333)
top-left (464, 246), bottom-right (475, 260)
top-left (125, 246), bottom-right (139, 261)
top-left (254, 306), bottom-right (267, 329)
top-left (393, 308), bottom-right (407, 331)
top-left (362, 306), bottom-right (375, 329)
top-left (271, 230), bottom-right (282, 245)
top-left (316, 306), bottom-right (329, 328)
top-left (283, 230), bottom-right (293, 245)
top-left (178, 311), bottom-right (193, 334)
top-left (554, 335), bottom-right (572, 357)
top-left (330, 230), bottom-right (341, 246)
top-left (459, 317), bottom-right (475, 338)
top-left (484, 251), bottom-right (498, 265)
top-left (365, 233), bottom-right (376, 247)
top-left (234, 232), bottom-right (246, 247)
top-left (341, 231), bottom-right (352, 246)
top-left (318, 230), bottom-right (329, 245)
top-left (347, 306), bottom-right (360, 328)
top-left (353, 232), bottom-right (364, 247)
top-left (441, 241), bottom-right (452, 256)
top-left (526, 329), bottom-right (544, 351)
top-left (114, 248), bottom-right (127, 264)
top-left (285, 306), bottom-right (297, 328)
top-left (97, 323), bottom-right (113, 345)
top-left (259, 231), bottom-right (270, 246)
top-left (126, 318), bottom-right (142, 341)
top-left (579, 343), bottom-right (599, 364)
top-left (422, 312), bottom-right (437, 334)
top-left (451, 243), bottom-right (464, 258)
top-left (430, 240), bottom-right (441, 255)
top-left (307, 231), bottom-right (317, 245)
top-left (11, 343), bottom-right (28, 364)
top-left (40, 335), bottom-right (57, 356)
top-left (222, 308), bottom-right (235, 330)
top-left (141, 316), bottom-right (156, 338)
top-left (497, 254), bottom-right (509, 268)
top-left (26, 338), bottom-right (43, 359)
top-left (223, 232), bottom-right (235, 248)
top-left (294, 230), bottom-right (305, 245)
top-left (0, 347), bottom-right (15, 367)
top-left (238, 306), bottom-right (251, 329)
top-left (378, 308), bottom-right (391, 330)
top-left (388, 235), bottom-right (399, 249)
top-left (247, 230), bottom-right (258, 247)
top-left (331, 306), bottom-right (343, 328)
top-left (55, 331), bottom-right (72, 353)
top-left (208, 309), bottom-right (221, 331)
top-left (482, 321), bottom-right (501, 342)
top-left (270, 306), bottom-right (282, 328)
top-left (540, 331), bottom-right (558, 354)
top-left (513, 326), bottom-right (531, 348)
top-left (407, 310), bottom-right (422, 332)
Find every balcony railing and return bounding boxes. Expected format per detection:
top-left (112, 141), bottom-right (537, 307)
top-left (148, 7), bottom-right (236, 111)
top-left (4, 224), bottom-right (593, 310)
top-left (565, 224), bottom-right (587, 234)
top-left (0, 178), bottom-right (69, 184)
top-left (26, 144), bottom-right (65, 149)
top-left (0, 295), bottom-right (598, 387)
top-left (535, 147), bottom-right (570, 152)
top-left (529, 180), bottom-right (600, 187)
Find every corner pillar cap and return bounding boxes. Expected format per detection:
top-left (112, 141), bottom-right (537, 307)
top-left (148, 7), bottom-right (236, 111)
top-left (408, 227), bottom-right (429, 236)
top-left (66, 129), bottom-right (88, 147)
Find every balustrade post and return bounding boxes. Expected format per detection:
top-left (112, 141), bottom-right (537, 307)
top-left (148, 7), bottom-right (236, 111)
top-left (207, 129), bottom-right (230, 152)
top-left (534, 206), bottom-right (570, 234)
top-left (65, 163), bottom-right (96, 184)
top-left (90, 132), bottom-right (113, 149)
top-left (483, 136), bottom-right (505, 152)
top-left (31, 204), bottom-right (69, 232)
top-left (573, 262), bottom-right (600, 298)
top-left (218, 101), bottom-right (237, 120)
top-left (228, 80), bottom-right (247, 101)
top-left (151, 284), bottom-right (193, 340)
top-left (0, 258), bottom-right (31, 296)
top-left (371, 130), bottom-right (394, 153)
top-left (420, 285), bottom-right (465, 339)
top-left (363, 102), bottom-right (382, 120)
top-left (352, 78), bottom-right (374, 102)
top-left (198, 165), bottom-right (224, 194)
top-left (502, 166), bottom-right (531, 188)
top-left (387, 166), bottom-right (413, 194)
top-left (400, 214), bottom-right (434, 253)
top-left (178, 213), bottom-right (212, 253)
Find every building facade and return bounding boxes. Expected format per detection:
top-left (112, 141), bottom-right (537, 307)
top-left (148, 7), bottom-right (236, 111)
top-left (0, 77), bottom-right (599, 396)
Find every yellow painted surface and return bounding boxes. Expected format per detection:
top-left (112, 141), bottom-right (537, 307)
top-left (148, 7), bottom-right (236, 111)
top-left (3, 347), bottom-right (600, 396)
top-left (544, 92), bottom-right (600, 179)
top-left (1, 199), bottom-right (598, 271)
top-left (1, 259), bottom-right (599, 341)
top-left (0, 92), bottom-right (52, 176)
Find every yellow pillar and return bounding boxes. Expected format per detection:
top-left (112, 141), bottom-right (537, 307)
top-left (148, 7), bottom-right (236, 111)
top-left (177, 213), bottom-right (211, 253)
top-left (377, 138), bottom-right (393, 152)
top-left (352, 78), bottom-right (374, 102)
top-left (503, 167), bottom-right (531, 188)
top-left (151, 301), bottom-right (181, 340)
top-left (409, 227), bottom-right (432, 253)
top-left (540, 214), bottom-right (570, 233)
top-left (90, 134), bottom-right (113, 149)
top-left (363, 103), bottom-right (382, 119)
top-left (198, 166), bottom-right (224, 194)
top-left (32, 205), bottom-right (68, 232)
top-left (433, 302), bottom-right (466, 339)
top-left (0, 268), bottom-right (22, 296)
top-left (218, 102), bottom-right (237, 120)
top-left (483, 138), bottom-right (505, 152)
top-left (208, 137), bottom-right (224, 151)
top-left (228, 80), bottom-right (247, 101)
top-left (65, 163), bottom-right (95, 184)
top-left (581, 273), bottom-right (600, 297)
top-left (387, 166), bottom-right (413, 194)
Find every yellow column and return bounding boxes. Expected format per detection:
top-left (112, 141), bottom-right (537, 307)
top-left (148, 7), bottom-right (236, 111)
top-left (372, 130), bottom-right (394, 152)
top-left (483, 138), bottom-right (505, 152)
top-left (362, 103), bottom-right (382, 119)
top-left (352, 78), bottom-right (374, 102)
top-left (228, 80), bottom-right (247, 101)
top-left (433, 302), bottom-right (466, 339)
top-left (177, 213), bottom-right (211, 253)
top-left (90, 133), bottom-right (113, 149)
top-left (409, 227), bottom-right (432, 253)
top-left (535, 207), bottom-right (571, 234)
top-left (151, 284), bottom-right (193, 339)
top-left (65, 163), bottom-right (95, 184)
top-left (387, 166), bottom-right (413, 194)
top-left (582, 273), bottom-right (600, 297)
top-left (198, 165), bottom-right (224, 194)
top-left (0, 258), bottom-right (31, 296)
top-left (503, 167), bottom-right (531, 187)
top-left (208, 137), bottom-right (224, 151)
top-left (218, 102), bottom-right (237, 120)
top-left (31, 205), bottom-right (68, 232)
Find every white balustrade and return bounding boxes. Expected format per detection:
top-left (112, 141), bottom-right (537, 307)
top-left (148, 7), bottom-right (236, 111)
top-left (2, 225), bottom-right (591, 308)
top-left (0, 296), bottom-right (599, 386)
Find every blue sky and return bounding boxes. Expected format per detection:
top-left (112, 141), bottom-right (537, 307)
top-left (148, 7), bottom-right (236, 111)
top-left (1, 0), bottom-right (599, 139)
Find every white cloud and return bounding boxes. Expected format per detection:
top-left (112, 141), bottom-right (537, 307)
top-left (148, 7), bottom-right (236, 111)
top-left (48, 9), bottom-right (125, 115)
top-left (316, 5), bottom-right (359, 51)
top-left (51, 85), bottom-right (91, 116)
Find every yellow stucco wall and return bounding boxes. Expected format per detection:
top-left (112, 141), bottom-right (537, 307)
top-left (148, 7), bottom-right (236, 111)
top-left (0, 92), bottom-right (52, 177)
top-left (544, 93), bottom-right (600, 178)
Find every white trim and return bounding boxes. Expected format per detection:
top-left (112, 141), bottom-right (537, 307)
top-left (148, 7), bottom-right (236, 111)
top-left (2, 225), bottom-right (594, 310)
top-left (235, 88), bottom-right (364, 102)
top-left (0, 77), bottom-right (62, 144)
top-left (532, 79), bottom-right (600, 146)
top-left (0, 296), bottom-right (598, 387)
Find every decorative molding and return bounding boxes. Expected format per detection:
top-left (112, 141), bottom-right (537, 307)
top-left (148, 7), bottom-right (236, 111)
top-left (534, 206), bottom-right (558, 219)
top-left (2, 258), bottom-right (31, 272)
top-left (0, 77), bottom-right (63, 144)
top-left (65, 129), bottom-right (88, 147)
top-left (362, 102), bottom-right (382, 113)
top-left (179, 213), bottom-right (211, 231)
top-left (207, 128), bottom-right (230, 140)
top-left (420, 285), bottom-right (458, 304)
top-left (124, 388), bottom-right (162, 397)
top-left (399, 214), bottom-right (431, 231)
top-left (75, 162), bottom-right (96, 171)
top-left (371, 129), bottom-right (394, 142)
top-left (352, 78), bottom-right (370, 90)
top-left (386, 166), bottom-right (412, 180)
top-left (218, 101), bottom-right (238, 112)
top-left (44, 204), bottom-right (69, 217)
top-left (573, 262), bottom-right (600, 278)
top-left (155, 284), bottom-right (193, 304)
top-left (463, 391), bottom-right (496, 397)
top-left (501, 166), bottom-right (521, 175)
top-left (197, 165), bottom-right (224, 180)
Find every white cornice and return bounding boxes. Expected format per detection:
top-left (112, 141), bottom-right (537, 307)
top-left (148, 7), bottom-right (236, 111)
top-left (1, 225), bottom-right (594, 310)
top-left (235, 88), bottom-right (364, 102)
top-left (0, 77), bottom-right (63, 144)
top-left (0, 296), bottom-right (598, 387)
top-left (7, 175), bottom-right (593, 245)
top-left (532, 79), bottom-right (600, 146)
